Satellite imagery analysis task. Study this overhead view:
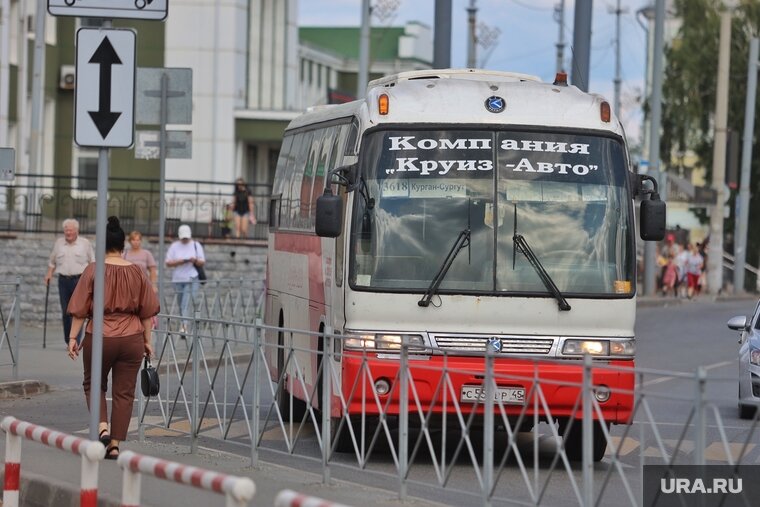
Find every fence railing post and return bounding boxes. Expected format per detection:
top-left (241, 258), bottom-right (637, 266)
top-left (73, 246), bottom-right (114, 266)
top-left (582, 354), bottom-right (593, 507)
top-left (694, 366), bottom-right (706, 465)
top-left (3, 427), bottom-right (22, 507)
top-left (120, 464), bottom-right (142, 507)
top-left (12, 275), bottom-right (20, 380)
top-left (398, 335), bottom-right (409, 501)
top-left (251, 318), bottom-right (262, 467)
top-left (321, 325), bottom-right (333, 484)
top-left (191, 310), bottom-right (201, 453)
top-left (482, 346), bottom-right (495, 507)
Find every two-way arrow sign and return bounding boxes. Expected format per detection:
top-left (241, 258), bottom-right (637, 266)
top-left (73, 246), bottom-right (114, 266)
top-left (75, 28), bottom-right (135, 148)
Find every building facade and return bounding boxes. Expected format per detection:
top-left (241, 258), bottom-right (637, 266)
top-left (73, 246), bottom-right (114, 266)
top-left (0, 0), bottom-right (432, 229)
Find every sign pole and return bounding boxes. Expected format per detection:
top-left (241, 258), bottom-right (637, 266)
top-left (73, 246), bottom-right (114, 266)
top-left (89, 146), bottom-right (109, 441)
top-left (158, 72), bottom-right (167, 331)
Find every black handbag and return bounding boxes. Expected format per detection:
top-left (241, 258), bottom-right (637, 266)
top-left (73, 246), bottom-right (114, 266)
top-left (140, 357), bottom-right (160, 397)
top-left (193, 242), bottom-right (207, 283)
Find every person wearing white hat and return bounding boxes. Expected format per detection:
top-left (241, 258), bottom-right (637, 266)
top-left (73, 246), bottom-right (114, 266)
top-left (165, 224), bottom-right (206, 332)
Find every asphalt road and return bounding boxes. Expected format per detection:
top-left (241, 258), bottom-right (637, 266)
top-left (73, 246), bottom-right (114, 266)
top-left (1, 297), bottom-right (758, 506)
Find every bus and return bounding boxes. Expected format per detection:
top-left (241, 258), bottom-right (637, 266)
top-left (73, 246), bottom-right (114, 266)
top-left (265, 69), bottom-right (665, 461)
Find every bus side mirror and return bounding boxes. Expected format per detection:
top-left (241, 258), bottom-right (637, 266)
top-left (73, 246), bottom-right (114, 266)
top-left (640, 196), bottom-right (666, 241)
top-left (315, 190), bottom-right (343, 237)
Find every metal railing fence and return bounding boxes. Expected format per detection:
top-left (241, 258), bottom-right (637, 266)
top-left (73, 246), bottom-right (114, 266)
top-left (137, 316), bottom-right (760, 506)
top-left (0, 174), bottom-right (271, 240)
top-left (0, 277), bottom-right (21, 379)
top-left (158, 277), bottom-right (265, 328)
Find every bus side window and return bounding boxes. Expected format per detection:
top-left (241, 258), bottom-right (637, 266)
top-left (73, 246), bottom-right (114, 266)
top-left (287, 131), bottom-right (313, 230)
top-left (271, 135), bottom-right (295, 230)
top-left (344, 118), bottom-right (359, 156)
top-left (309, 126), bottom-right (336, 228)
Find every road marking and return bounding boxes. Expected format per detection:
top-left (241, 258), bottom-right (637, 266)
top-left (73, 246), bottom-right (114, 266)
top-left (704, 442), bottom-right (755, 462)
top-left (638, 360), bottom-right (734, 387)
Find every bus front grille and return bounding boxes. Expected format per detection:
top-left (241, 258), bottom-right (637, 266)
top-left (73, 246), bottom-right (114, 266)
top-left (432, 336), bottom-right (555, 355)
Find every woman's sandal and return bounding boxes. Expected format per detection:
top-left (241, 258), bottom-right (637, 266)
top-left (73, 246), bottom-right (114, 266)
top-left (105, 445), bottom-right (119, 460)
top-left (98, 429), bottom-right (111, 447)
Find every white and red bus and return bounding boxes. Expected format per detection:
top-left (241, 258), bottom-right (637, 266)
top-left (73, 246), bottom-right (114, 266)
top-left (265, 69), bottom-right (664, 461)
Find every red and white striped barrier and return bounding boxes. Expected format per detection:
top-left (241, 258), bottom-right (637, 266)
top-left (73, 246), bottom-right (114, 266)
top-left (1, 416), bottom-right (106, 507)
top-left (274, 489), bottom-right (353, 507)
top-left (117, 450), bottom-right (255, 507)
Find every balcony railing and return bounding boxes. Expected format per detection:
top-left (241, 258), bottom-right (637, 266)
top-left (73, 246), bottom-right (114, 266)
top-left (0, 174), bottom-right (271, 240)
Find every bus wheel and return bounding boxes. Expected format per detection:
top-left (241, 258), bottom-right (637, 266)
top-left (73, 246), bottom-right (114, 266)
top-left (559, 418), bottom-right (607, 462)
top-left (277, 325), bottom-right (306, 422)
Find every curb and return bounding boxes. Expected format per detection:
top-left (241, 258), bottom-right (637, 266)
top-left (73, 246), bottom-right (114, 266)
top-left (0, 380), bottom-right (49, 400)
top-left (0, 468), bottom-right (120, 507)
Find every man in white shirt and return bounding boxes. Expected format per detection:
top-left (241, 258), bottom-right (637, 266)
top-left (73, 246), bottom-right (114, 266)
top-left (43, 218), bottom-right (95, 344)
top-left (165, 225), bottom-right (205, 332)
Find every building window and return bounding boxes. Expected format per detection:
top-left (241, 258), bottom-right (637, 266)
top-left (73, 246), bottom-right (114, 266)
top-left (77, 156), bottom-right (98, 191)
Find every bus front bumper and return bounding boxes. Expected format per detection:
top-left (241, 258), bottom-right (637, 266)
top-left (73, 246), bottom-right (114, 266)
top-left (336, 353), bottom-right (634, 425)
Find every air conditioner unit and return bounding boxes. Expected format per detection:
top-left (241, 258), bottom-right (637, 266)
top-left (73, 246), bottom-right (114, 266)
top-left (59, 65), bottom-right (75, 90)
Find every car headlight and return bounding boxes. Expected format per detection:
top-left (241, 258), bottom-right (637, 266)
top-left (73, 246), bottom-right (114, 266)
top-left (562, 339), bottom-right (634, 357)
top-left (750, 348), bottom-right (760, 366)
top-left (344, 333), bottom-right (424, 351)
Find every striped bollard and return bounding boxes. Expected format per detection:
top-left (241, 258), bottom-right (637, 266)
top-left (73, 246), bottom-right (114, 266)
top-left (274, 489), bottom-right (353, 507)
top-left (1, 416), bottom-right (105, 507)
top-left (117, 450), bottom-right (255, 507)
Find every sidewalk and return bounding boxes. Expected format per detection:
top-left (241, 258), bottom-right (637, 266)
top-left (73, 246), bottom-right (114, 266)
top-left (636, 291), bottom-right (757, 308)
top-left (0, 327), bottom-right (436, 507)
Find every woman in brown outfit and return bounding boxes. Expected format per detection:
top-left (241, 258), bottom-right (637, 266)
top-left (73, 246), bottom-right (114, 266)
top-left (67, 216), bottom-right (160, 460)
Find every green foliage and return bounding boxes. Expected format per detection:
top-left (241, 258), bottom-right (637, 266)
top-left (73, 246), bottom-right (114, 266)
top-left (660, 0), bottom-right (760, 288)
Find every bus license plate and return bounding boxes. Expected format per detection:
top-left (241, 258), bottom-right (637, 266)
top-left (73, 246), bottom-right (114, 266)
top-left (460, 385), bottom-right (525, 404)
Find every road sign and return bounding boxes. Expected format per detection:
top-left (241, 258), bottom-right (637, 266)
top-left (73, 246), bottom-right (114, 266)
top-left (0, 148), bottom-right (15, 181)
top-left (135, 130), bottom-right (192, 159)
top-left (75, 28), bottom-right (136, 148)
top-left (48, 0), bottom-right (168, 21)
top-left (135, 68), bottom-right (193, 125)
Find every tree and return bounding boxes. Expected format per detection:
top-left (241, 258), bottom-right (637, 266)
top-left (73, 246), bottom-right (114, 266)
top-left (659, 0), bottom-right (760, 289)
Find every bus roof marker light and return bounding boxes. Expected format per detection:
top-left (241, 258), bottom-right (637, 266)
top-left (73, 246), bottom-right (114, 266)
top-left (600, 101), bottom-right (611, 123)
top-left (553, 72), bottom-right (568, 86)
top-left (378, 94), bottom-right (389, 115)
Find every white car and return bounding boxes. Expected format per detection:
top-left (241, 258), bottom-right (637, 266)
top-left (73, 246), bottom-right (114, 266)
top-left (728, 300), bottom-right (760, 419)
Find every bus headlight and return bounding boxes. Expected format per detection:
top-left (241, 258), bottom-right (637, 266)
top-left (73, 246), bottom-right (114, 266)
top-left (344, 333), bottom-right (424, 351)
top-left (561, 339), bottom-right (634, 357)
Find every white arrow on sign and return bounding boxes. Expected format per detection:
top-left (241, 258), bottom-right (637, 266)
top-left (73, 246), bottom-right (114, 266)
top-left (75, 28), bottom-right (136, 148)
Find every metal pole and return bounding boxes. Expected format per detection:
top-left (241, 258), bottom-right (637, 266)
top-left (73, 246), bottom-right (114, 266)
top-left (612, 0), bottom-right (626, 117)
top-left (482, 348), bottom-right (495, 507)
top-left (694, 367), bottom-right (706, 465)
top-left (0, 0), bottom-right (10, 145)
top-left (707, 7), bottom-right (732, 295)
top-left (321, 325), bottom-right (333, 484)
top-left (89, 147), bottom-right (109, 441)
top-left (555, 0), bottom-right (566, 74)
top-left (251, 319), bottom-right (261, 466)
top-left (15, 0), bottom-right (27, 178)
top-left (582, 355), bottom-right (593, 506)
top-left (433, 0), bottom-right (452, 69)
top-left (29, 0), bottom-right (47, 213)
top-left (733, 38), bottom-right (758, 294)
top-left (158, 72), bottom-right (168, 328)
top-left (466, 0), bottom-right (477, 68)
top-left (191, 310), bottom-right (200, 453)
top-left (357, 0), bottom-right (371, 99)
top-left (570, 0), bottom-right (592, 91)
top-left (398, 336), bottom-right (409, 501)
top-left (12, 275), bottom-right (20, 380)
top-left (643, 0), bottom-right (666, 296)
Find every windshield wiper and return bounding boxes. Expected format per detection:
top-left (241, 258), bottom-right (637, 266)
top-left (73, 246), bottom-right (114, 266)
top-left (512, 204), bottom-right (571, 311)
top-left (418, 227), bottom-right (471, 307)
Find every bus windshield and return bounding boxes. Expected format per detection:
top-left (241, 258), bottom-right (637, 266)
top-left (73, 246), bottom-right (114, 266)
top-left (349, 128), bottom-right (634, 297)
